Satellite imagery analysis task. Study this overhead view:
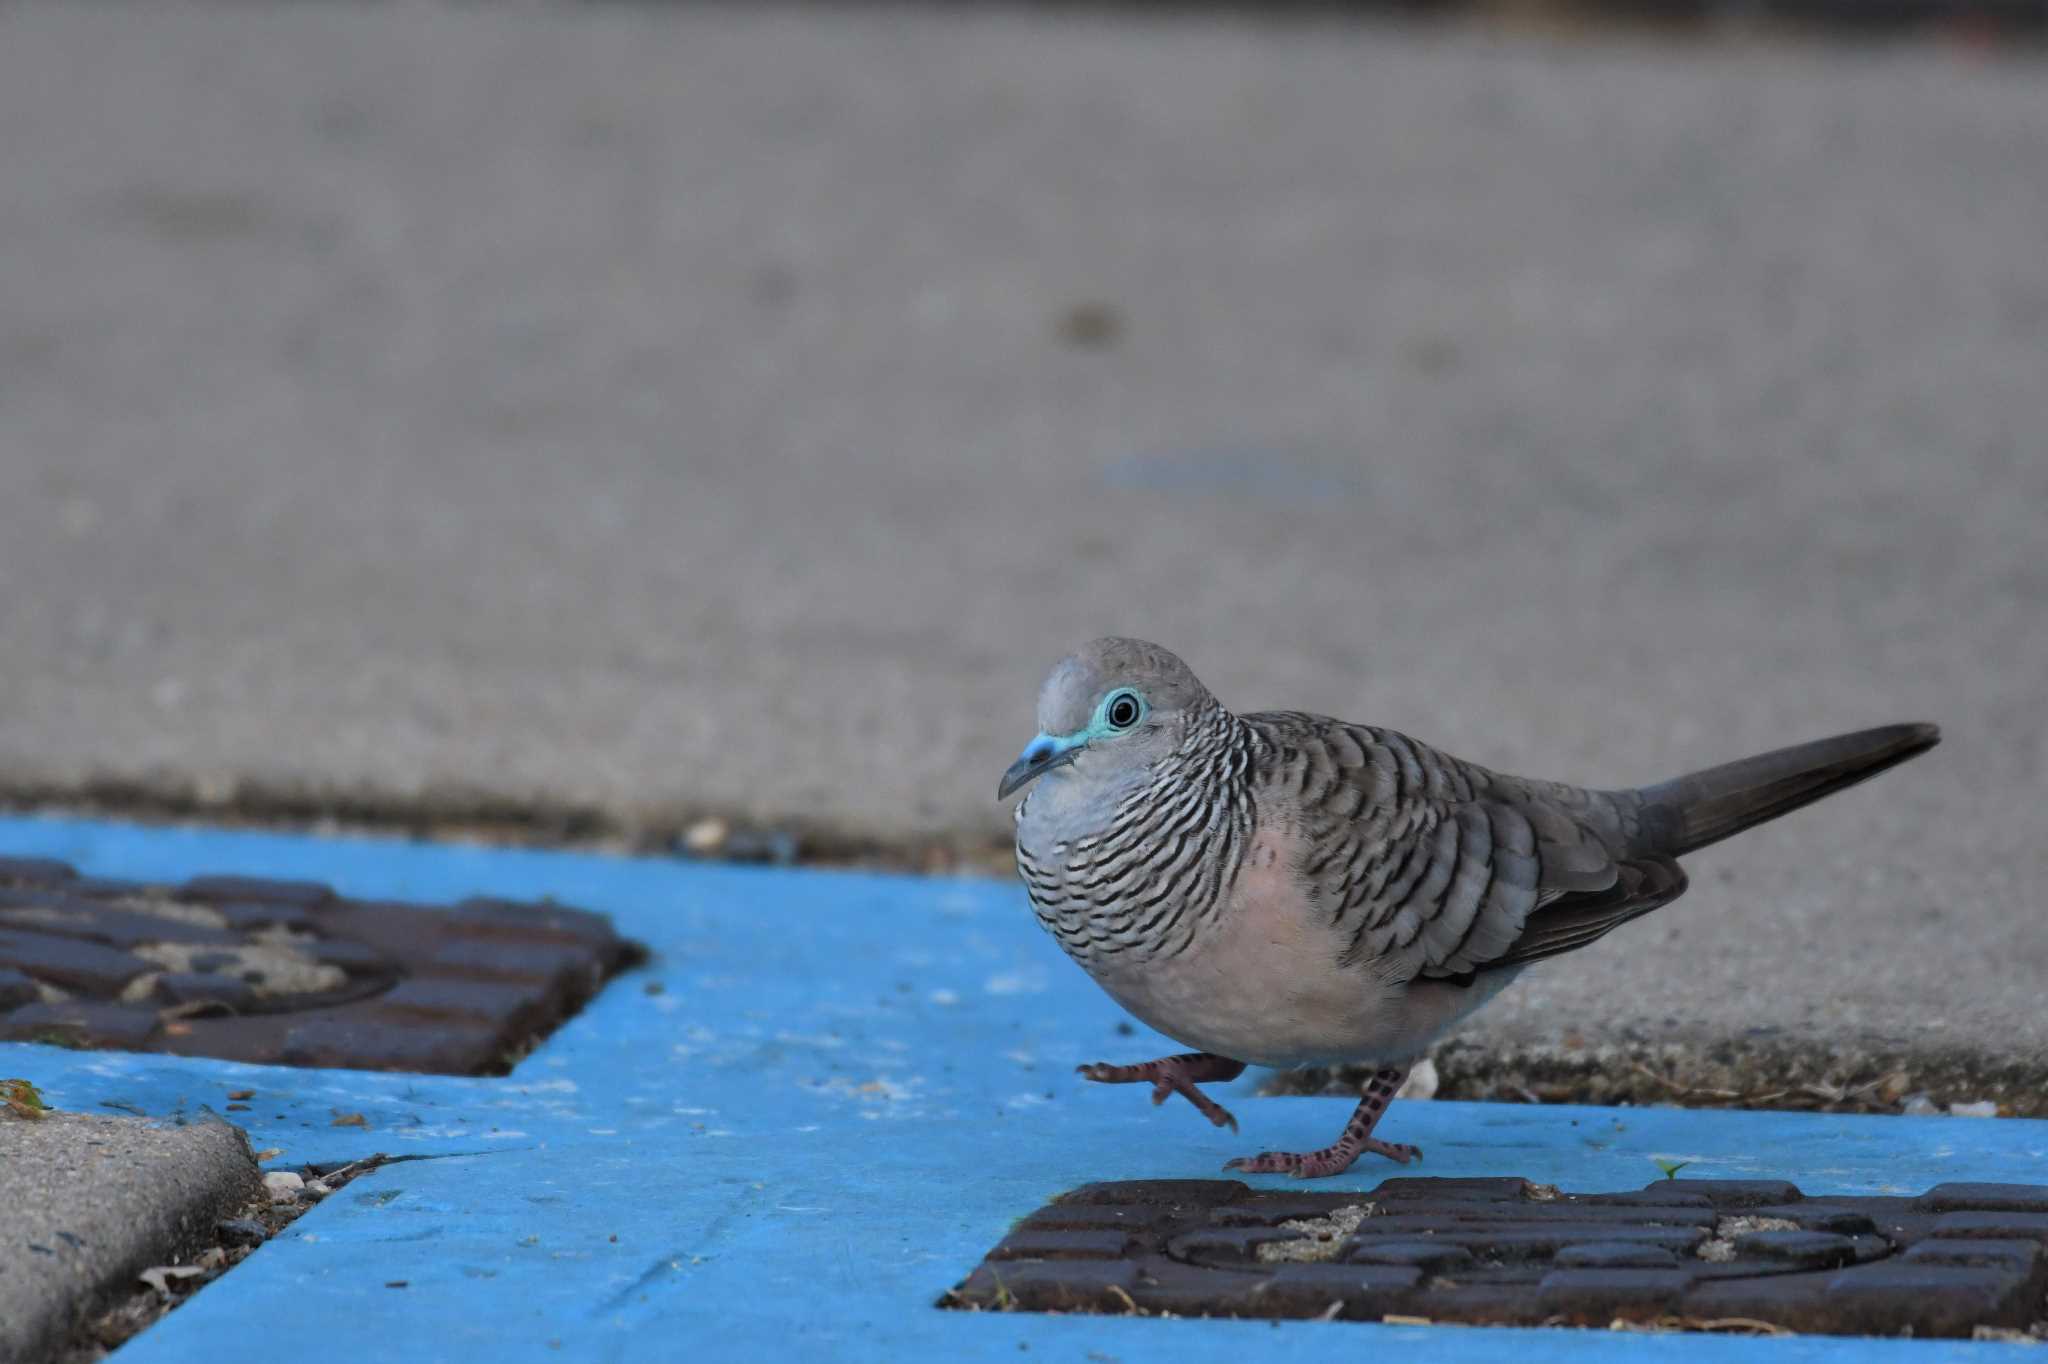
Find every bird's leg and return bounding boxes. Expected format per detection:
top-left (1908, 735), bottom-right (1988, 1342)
top-left (1224, 1065), bottom-right (1421, 1179)
top-left (1076, 1051), bottom-right (1247, 1131)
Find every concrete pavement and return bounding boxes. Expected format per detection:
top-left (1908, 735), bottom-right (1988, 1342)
top-left (0, 1110), bottom-right (260, 1362)
top-left (0, 3), bottom-right (2043, 1096)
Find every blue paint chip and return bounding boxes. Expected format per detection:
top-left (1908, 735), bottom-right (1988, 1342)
top-left (0, 814), bottom-right (2042, 1362)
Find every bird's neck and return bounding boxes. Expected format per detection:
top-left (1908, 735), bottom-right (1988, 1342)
top-left (1017, 704), bottom-right (1258, 967)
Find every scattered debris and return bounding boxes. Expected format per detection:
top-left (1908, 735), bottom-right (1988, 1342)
top-left (1653, 1159), bottom-right (1692, 1180)
top-left (330, 1111), bottom-right (368, 1128)
top-left (1616, 1315), bottom-right (1794, 1336)
top-left (136, 1265), bottom-right (206, 1297)
top-left (2, 1077), bottom-right (51, 1120)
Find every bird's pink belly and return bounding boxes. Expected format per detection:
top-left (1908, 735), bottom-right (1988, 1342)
top-left (1085, 896), bottom-right (1404, 1068)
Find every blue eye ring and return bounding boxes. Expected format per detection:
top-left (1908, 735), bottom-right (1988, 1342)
top-left (1103, 690), bottom-right (1144, 731)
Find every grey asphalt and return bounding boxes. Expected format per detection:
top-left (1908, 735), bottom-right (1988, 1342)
top-left (0, 1112), bottom-right (260, 1361)
top-left (0, 3), bottom-right (2043, 1094)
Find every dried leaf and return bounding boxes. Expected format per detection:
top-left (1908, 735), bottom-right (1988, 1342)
top-left (138, 1264), bottom-right (207, 1296)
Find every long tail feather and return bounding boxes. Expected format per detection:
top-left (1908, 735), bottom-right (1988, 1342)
top-left (1635, 722), bottom-right (1940, 857)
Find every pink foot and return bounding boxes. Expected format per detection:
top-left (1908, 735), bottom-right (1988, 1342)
top-left (1222, 1064), bottom-right (1417, 1179)
top-left (1076, 1051), bottom-right (1246, 1132)
top-left (1224, 1138), bottom-right (1422, 1179)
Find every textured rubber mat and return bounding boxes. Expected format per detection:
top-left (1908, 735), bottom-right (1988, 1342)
top-left (943, 1176), bottom-right (2048, 1337)
top-left (0, 855), bottom-right (639, 1074)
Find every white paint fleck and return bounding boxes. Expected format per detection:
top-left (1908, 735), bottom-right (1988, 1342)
top-left (984, 970), bottom-right (1046, 996)
top-left (927, 988), bottom-right (960, 1006)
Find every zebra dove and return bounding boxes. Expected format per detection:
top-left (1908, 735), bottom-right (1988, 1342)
top-left (998, 637), bottom-right (1938, 1178)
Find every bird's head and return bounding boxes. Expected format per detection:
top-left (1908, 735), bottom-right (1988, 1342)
top-left (997, 637), bottom-right (1216, 800)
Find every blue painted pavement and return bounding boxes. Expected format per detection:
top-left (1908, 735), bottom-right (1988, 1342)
top-left (0, 815), bottom-right (2042, 1362)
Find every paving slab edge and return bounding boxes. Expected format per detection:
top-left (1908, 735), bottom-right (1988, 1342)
top-left (0, 1113), bottom-right (262, 1364)
top-left (0, 773), bottom-right (1013, 871)
top-left (1291, 1032), bottom-right (2048, 1119)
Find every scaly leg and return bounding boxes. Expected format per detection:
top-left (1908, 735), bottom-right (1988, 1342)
top-left (1076, 1051), bottom-right (1247, 1131)
top-left (1224, 1065), bottom-right (1421, 1179)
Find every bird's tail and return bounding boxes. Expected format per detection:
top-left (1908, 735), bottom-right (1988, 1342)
top-left (1632, 723), bottom-right (1940, 857)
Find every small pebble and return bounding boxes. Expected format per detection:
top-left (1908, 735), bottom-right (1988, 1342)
top-left (1901, 1093), bottom-right (1940, 1117)
top-left (1949, 1100), bottom-right (1999, 1118)
top-left (263, 1171), bottom-right (304, 1201)
top-left (216, 1218), bottom-right (267, 1247)
top-left (681, 818), bottom-right (729, 855)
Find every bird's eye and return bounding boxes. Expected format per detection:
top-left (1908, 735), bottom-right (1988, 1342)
top-left (1105, 692), bottom-right (1142, 730)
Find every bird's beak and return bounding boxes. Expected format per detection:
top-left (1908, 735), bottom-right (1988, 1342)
top-left (997, 733), bottom-right (1082, 800)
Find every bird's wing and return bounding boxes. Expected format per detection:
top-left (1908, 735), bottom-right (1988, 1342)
top-left (1245, 715), bottom-right (1680, 982)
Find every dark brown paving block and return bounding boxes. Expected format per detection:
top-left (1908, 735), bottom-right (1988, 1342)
top-left (0, 857), bottom-right (76, 888)
top-left (1822, 1263), bottom-right (2036, 1335)
top-left (1903, 1238), bottom-right (2044, 1272)
top-left (0, 854), bottom-right (641, 1074)
top-left (953, 1259), bottom-right (1142, 1313)
top-left (1536, 1268), bottom-right (1693, 1322)
top-left (1373, 1176), bottom-right (1535, 1202)
top-left (1734, 1230), bottom-right (1859, 1269)
top-left (987, 1230), bottom-right (1132, 1261)
top-left (4, 1000), bottom-right (163, 1050)
top-left (1931, 1212), bottom-right (2048, 1243)
top-left (0, 929), bottom-right (151, 995)
top-left (0, 966), bottom-right (38, 1011)
top-left (1918, 1184), bottom-right (2048, 1214)
top-left (1054, 1179), bottom-right (1248, 1208)
top-left (1346, 1240), bottom-right (1477, 1272)
top-left (1020, 1204), bottom-right (1187, 1233)
top-left (1258, 1263), bottom-right (1420, 1319)
top-left (1638, 1179), bottom-right (1803, 1207)
top-left (942, 1176), bottom-right (2048, 1337)
top-left (1553, 1242), bottom-right (1683, 1269)
top-left (270, 1017), bottom-right (509, 1073)
top-left (1749, 1203), bottom-right (1878, 1235)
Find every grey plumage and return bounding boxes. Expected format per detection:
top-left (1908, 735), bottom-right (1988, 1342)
top-left (1002, 636), bottom-right (1938, 1177)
